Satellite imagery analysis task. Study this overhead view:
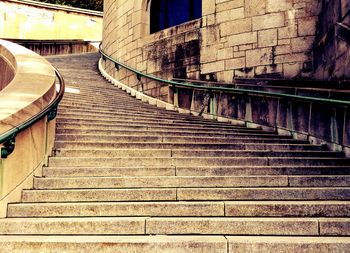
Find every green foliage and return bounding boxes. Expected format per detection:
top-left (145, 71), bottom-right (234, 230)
top-left (33, 0), bottom-right (103, 11)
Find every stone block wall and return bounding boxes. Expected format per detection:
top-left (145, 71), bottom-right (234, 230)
top-left (102, 0), bottom-right (321, 90)
top-left (313, 0), bottom-right (350, 80)
top-left (200, 0), bottom-right (321, 81)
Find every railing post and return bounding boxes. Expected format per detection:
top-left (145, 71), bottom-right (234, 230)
top-left (330, 107), bottom-right (339, 145)
top-left (173, 86), bottom-right (179, 108)
top-left (287, 101), bottom-right (294, 134)
top-left (209, 91), bottom-right (217, 120)
top-left (245, 95), bottom-right (253, 126)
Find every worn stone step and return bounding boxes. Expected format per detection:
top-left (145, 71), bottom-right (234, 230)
top-left (225, 201), bottom-right (350, 217)
top-left (56, 113), bottom-right (224, 126)
top-left (319, 218), bottom-right (350, 236)
top-left (22, 187), bottom-right (350, 203)
top-left (176, 165), bottom-right (350, 176)
top-left (57, 111), bottom-right (226, 124)
top-left (145, 217), bottom-right (319, 235)
top-left (48, 156), bottom-right (350, 167)
top-left (54, 122), bottom-right (271, 133)
top-left (2, 217), bottom-right (346, 236)
top-left (53, 141), bottom-right (316, 150)
top-left (56, 127), bottom-right (270, 136)
top-left (33, 176), bottom-right (288, 189)
top-left (43, 166), bottom-right (176, 177)
top-left (59, 102), bottom-right (161, 110)
top-left (59, 101), bottom-right (157, 110)
top-left (42, 165), bottom-right (350, 178)
top-left (53, 149), bottom-right (342, 158)
top-left (54, 149), bottom-right (172, 158)
top-left (55, 135), bottom-right (293, 144)
top-left (178, 187), bottom-right (350, 201)
top-left (22, 189), bottom-right (177, 202)
top-left (0, 235), bottom-right (228, 253)
top-left (0, 217), bottom-right (147, 235)
top-left (56, 117), bottom-right (242, 129)
top-left (48, 157), bottom-right (268, 167)
top-left (8, 201), bottom-right (350, 218)
top-left (227, 236), bottom-right (350, 252)
top-left (58, 106), bottom-right (247, 127)
top-left (56, 132), bottom-right (282, 141)
top-left (8, 202), bottom-right (224, 217)
top-left (57, 107), bottom-right (224, 121)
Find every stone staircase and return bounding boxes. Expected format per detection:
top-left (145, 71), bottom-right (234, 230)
top-left (1, 53), bottom-right (350, 252)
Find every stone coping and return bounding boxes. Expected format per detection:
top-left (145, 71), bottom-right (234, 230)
top-left (2, 0), bottom-right (103, 17)
top-left (0, 39), bottom-right (56, 133)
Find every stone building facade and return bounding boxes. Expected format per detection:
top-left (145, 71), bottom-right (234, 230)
top-left (101, 0), bottom-right (328, 84)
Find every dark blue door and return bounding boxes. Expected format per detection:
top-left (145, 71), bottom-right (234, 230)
top-left (150, 0), bottom-right (202, 33)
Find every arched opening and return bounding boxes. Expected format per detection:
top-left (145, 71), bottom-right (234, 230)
top-left (150, 0), bottom-right (202, 34)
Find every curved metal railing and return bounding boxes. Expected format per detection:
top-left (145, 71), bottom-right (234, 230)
top-left (0, 68), bottom-right (65, 158)
top-left (99, 47), bottom-right (350, 108)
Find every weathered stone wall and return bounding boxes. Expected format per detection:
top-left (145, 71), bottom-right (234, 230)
top-left (314, 0), bottom-right (350, 80)
top-left (0, 0), bottom-right (103, 40)
top-left (102, 0), bottom-right (321, 86)
top-left (201, 0), bottom-right (320, 81)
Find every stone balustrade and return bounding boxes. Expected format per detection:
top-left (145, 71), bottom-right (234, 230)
top-left (0, 40), bottom-right (57, 217)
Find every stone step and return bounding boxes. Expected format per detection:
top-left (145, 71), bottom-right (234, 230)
top-left (33, 176), bottom-right (289, 189)
top-left (8, 201), bottom-right (350, 218)
top-left (56, 127), bottom-right (269, 136)
top-left (58, 102), bottom-right (165, 112)
top-left (48, 156), bottom-right (350, 167)
top-left (43, 166), bottom-right (175, 177)
top-left (62, 96), bottom-right (139, 103)
top-left (57, 111), bottom-right (224, 123)
top-left (56, 121), bottom-right (248, 132)
top-left (0, 217), bottom-right (348, 236)
top-left (42, 165), bottom-right (350, 178)
top-left (22, 188), bottom-right (177, 202)
top-left (33, 176), bottom-right (350, 190)
top-left (58, 107), bottom-right (247, 127)
top-left (179, 187), bottom-right (350, 201)
top-left (176, 165), bottom-right (350, 176)
top-left (56, 132), bottom-right (282, 141)
top-left (58, 106), bottom-right (179, 116)
top-left (56, 112), bottom-right (223, 125)
top-left (56, 117), bottom-right (241, 129)
top-left (57, 107), bottom-right (211, 119)
top-left (62, 96), bottom-right (148, 104)
top-left (53, 149), bottom-right (341, 158)
top-left (55, 135), bottom-right (292, 144)
top-left (0, 235), bottom-right (228, 253)
top-left (22, 187), bottom-right (350, 202)
top-left (53, 141), bottom-right (315, 150)
top-left (55, 123), bottom-right (269, 133)
top-left (8, 201), bottom-right (224, 217)
top-left (145, 217), bottom-right (350, 236)
top-left (226, 236), bottom-right (350, 252)
top-left (0, 217), bottom-right (147, 235)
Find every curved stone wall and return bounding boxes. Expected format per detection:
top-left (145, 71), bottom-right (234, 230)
top-left (0, 39), bottom-right (57, 217)
top-left (0, 44), bottom-right (16, 90)
top-left (102, 0), bottom-right (320, 86)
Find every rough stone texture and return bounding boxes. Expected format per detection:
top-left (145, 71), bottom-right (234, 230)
top-left (228, 236), bottom-right (350, 253)
top-left (102, 0), bottom-right (321, 86)
top-left (146, 218), bottom-right (319, 235)
top-left (314, 0), bottom-right (350, 80)
top-left (0, 236), bottom-right (228, 253)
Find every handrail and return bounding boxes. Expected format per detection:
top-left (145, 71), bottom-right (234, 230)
top-left (99, 47), bottom-right (350, 107)
top-left (0, 68), bottom-right (65, 158)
